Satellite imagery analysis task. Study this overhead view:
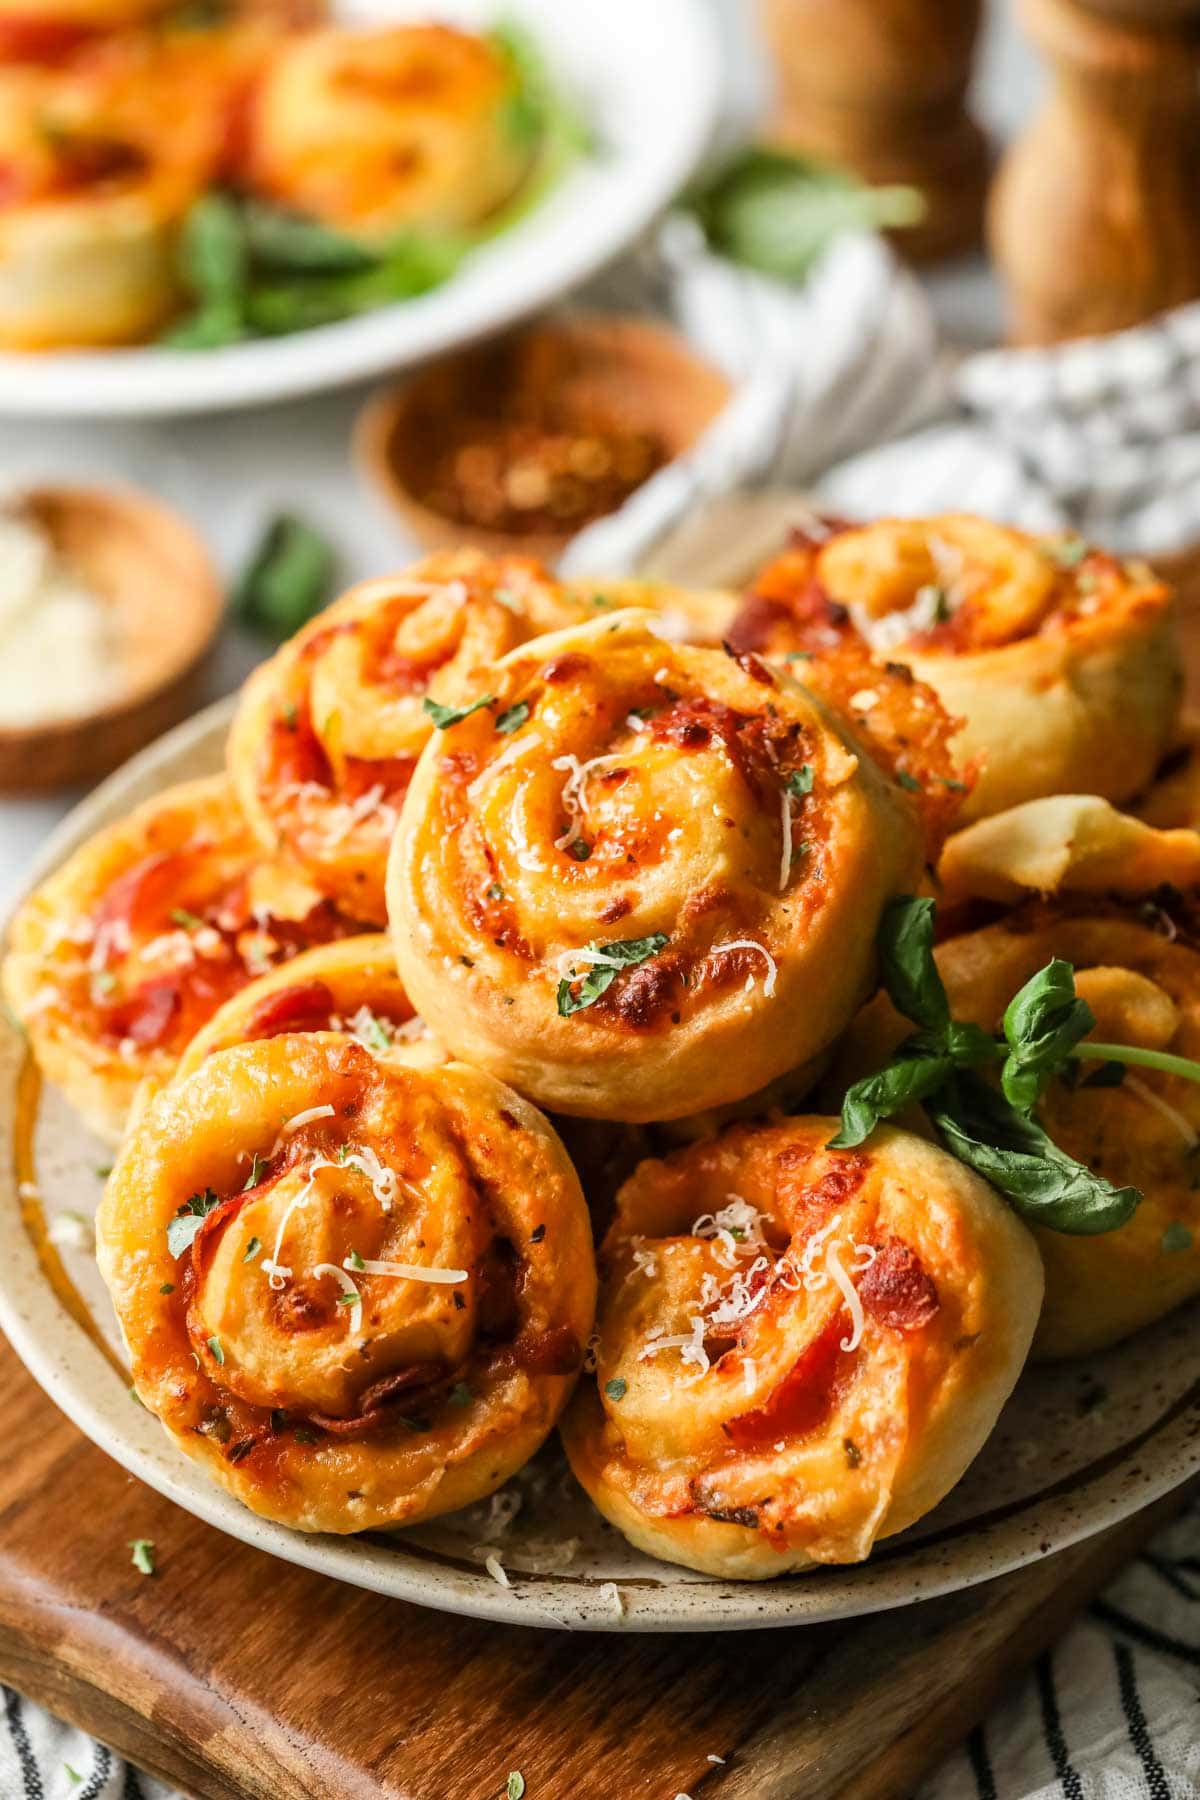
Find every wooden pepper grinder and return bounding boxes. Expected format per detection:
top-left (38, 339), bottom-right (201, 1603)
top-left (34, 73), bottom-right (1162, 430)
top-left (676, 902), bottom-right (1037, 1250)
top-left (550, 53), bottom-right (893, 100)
top-left (757, 0), bottom-right (989, 261)
top-left (989, 0), bottom-right (1200, 344)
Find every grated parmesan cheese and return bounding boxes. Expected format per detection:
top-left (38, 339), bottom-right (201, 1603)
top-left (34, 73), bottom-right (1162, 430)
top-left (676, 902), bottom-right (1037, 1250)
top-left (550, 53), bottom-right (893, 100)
top-left (279, 1104), bottom-right (336, 1135)
top-left (707, 938), bottom-right (778, 997)
top-left (342, 1256), bottom-right (468, 1285)
top-left (314, 1261), bottom-right (361, 1335)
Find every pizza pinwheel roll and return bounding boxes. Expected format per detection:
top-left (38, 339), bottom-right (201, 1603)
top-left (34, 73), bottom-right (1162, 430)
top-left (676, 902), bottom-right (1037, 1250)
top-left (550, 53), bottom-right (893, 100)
top-left (736, 514), bottom-right (1181, 822)
top-left (844, 906), bottom-right (1200, 1359)
top-left (1137, 716), bottom-right (1200, 832)
top-left (2, 776), bottom-right (361, 1143)
top-left (97, 1035), bottom-right (595, 1532)
top-left (0, 35), bottom-right (244, 347)
top-left (388, 610), bottom-right (925, 1122)
top-left (241, 22), bottom-right (533, 241)
top-left (174, 934), bottom-right (443, 1079)
top-left (228, 552), bottom-right (579, 923)
top-left (560, 1117), bottom-right (1040, 1577)
top-left (937, 794), bottom-right (1200, 909)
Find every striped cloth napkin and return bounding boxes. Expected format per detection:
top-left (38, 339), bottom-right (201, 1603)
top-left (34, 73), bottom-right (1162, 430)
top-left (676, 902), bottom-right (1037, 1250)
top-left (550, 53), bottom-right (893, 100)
top-left (563, 218), bottom-right (1200, 574)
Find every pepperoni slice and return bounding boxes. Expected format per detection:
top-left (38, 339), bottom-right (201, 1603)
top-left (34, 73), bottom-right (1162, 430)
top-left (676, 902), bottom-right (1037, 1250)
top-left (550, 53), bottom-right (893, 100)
top-left (243, 979), bottom-right (337, 1040)
top-left (859, 1238), bottom-right (940, 1332)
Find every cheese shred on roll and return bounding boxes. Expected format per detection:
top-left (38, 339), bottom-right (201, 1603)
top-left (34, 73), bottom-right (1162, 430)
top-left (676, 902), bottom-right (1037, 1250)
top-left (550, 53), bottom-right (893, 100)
top-left (844, 905), bottom-right (1200, 1359)
top-left (228, 552), bottom-right (580, 922)
top-left (97, 1035), bottom-right (596, 1533)
top-left (560, 1118), bottom-right (1041, 1578)
top-left (2, 776), bottom-right (361, 1143)
top-left (388, 610), bottom-right (925, 1122)
top-left (735, 514), bottom-right (1181, 822)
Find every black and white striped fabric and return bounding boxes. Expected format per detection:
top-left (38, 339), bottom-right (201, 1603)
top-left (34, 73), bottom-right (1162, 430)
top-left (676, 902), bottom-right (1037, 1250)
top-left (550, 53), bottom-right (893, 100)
top-left (564, 221), bottom-right (1200, 575)
top-left (5, 1493), bottom-right (1200, 1797)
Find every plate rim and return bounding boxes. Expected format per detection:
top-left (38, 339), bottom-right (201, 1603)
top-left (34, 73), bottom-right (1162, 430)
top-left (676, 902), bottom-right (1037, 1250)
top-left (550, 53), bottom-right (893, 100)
top-left (0, 0), bottom-right (722, 419)
top-left (1, 700), bottom-right (1198, 1632)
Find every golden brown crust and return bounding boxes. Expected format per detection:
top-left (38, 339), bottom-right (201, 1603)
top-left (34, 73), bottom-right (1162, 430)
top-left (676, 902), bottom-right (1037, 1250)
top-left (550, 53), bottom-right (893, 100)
top-left (560, 1117), bottom-right (1041, 1577)
top-left (1, 774), bottom-right (362, 1143)
top-left (97, 1035), bottom-right (596, 1533)
top-left (737, 514), bottom-right (1182, 822)
top-left (937, 795), bottom-right (1200, 907)
top-left (841, 908), bottom-right (1200, 1359)
top-left (227, 551), bottom-right (581, 923)
top-left (388, 609), bottom-right (925, 1122)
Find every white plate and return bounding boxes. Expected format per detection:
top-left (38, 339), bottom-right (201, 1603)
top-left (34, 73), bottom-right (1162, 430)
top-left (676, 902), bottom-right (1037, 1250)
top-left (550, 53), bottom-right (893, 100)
top-left (0, 0), bottom-right (720, 418)
top-left (2, 701), bottom-right (1199, 1631)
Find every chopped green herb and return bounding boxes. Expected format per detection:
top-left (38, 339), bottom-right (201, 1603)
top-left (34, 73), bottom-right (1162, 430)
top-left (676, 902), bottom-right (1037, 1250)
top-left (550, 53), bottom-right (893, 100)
top-left (1162, 1222), bottom-right (1193, 1254)
top-left (232, 514), bottom-right (335, 639)
top-left (556, 933), bottom-right (670, 1017)
top-left (604, 1377), bottom-right (628, 1401)
top-left (1048, 535), bottom-right (1089, 568)
top-left (129, 1385), bottom-right (144, 1405)
top-left (242, 1236), bottom-right (262, 1264)
top-left (915, 582), bottom-right (951, 622)
top-left (129, 1538), bottom-right (156, 1576)
top-left (95, 1164), bottom-right (112, 1180)
top-left (786, 765), bottom-right (814, 798)
top-left (423, 693), bottom-right (495, 729)
top-left (785, 650), bottom-right (813, 662)
top-left (281, 700), bottom-right (298, 728)
top-left (92, 970), bottom-right (117, 995)
top-left (159, 1282), bottom-right (175, 1296)
top-left (242, 1152), bottom-right (267, 1191)
top-left (495, 701), bottom-right (530, 734)
top-left (792, 840), bottom-right (810, 862)
top-left (294, 1426), bottom-right (319, 1444)
top-left (169, 907), bottom-right (204, 930)
top-left (896, 770), bottom-right (923, 794)
top-left (336, 1292), bottom-right (358, 1306)
top-left (507, 1773), bottom-right (526, 1800)
top-left (166, 1188), bottom-right (222, 1258)
top-left (207, 1335), bottom-right (225, 1366)
top-left (65, 1765), bottom-right (82, 1786)
top-left (347, 1247), bottom-right (366, 1270)
top-left (566, 839), bottom-right (591, 861)
top-left (487, 884), bottom-right (505, 901)
top-left (358, 1011), bottom-right (393, 1052)
top-left (938, 776), bottom-right (969, 794)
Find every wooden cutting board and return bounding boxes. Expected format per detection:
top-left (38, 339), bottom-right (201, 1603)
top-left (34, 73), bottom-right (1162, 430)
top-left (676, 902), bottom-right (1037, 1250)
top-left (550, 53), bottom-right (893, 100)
top-left (0, 1317), bottom-right (1188, 1800)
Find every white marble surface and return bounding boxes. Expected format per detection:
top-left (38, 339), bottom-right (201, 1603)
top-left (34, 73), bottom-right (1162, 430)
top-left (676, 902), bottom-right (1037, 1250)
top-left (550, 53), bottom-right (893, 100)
top-left (0, 0), bottom-right (1035, 907)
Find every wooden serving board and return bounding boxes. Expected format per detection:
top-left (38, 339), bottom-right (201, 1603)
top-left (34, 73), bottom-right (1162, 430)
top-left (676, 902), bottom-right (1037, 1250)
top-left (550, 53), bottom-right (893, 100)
top-left (0, 1316), bottom-right (1187, 1800)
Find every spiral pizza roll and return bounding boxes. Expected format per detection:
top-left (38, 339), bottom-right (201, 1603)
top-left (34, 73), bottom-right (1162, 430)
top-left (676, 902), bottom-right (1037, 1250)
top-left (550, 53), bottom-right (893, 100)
top-left (1136, 716), bottom-right (1200, 832)
top-left (97, 1035), bottom-right (596, 1533)
top-left (229, 552), bottom-right (579, 923)
top-left (240, 22), bottom-right (534, 241)
top-left (2, 775), bottom-right (362, 1142)
top-left (174, 934), bottom-right (443, 1079)
top-left (388, 609), bottom-right (925, 1123)
top-left (937, 794), bottom-right (1200, 909)
top-left (561, 1117), bottom-right (1040, 1577)
top-left (735, 514), bottom-right (1181, 822)
top-left (0, 33), bottom-right (244, 346)
top-left (843, 905), bottom-right (1200, 1359)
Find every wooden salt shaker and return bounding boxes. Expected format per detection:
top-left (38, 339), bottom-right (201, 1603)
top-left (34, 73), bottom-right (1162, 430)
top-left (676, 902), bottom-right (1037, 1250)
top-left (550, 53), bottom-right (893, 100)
top-left (989, 0), bottom-right (1200, 344)
top-left (757, 0), bottom-right (989, 261)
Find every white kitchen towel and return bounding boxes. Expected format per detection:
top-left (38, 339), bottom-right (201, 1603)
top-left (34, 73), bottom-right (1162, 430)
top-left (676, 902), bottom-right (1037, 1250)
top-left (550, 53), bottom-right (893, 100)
top-left (4, 1489), bottom-right (1200, 1798)
top-left (564, 219), bottom-right (1200, 576)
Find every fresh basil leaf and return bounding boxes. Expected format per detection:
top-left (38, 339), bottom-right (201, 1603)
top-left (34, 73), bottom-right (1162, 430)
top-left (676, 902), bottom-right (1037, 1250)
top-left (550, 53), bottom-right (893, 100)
top-left (423, 694), bottom-right (495, 729)
top-left (689, 147), bottom-right (924, 283)
top-left (928, 1071), bottom-right (1139, 1235)
top-left (829, 1048), bottom-right (954, 1148)
top-left (1001, 958), bottom-right (1094, 1111)
top-left (240, 199), bottom-right (378, 273)
top-left (877, 896), bottom-right (951, 1039)
top-left (232, 515), bottom-right (334, 639)
top-left (179, 191), bottom-right (246, 304)
top-left (556, 933), bottom-right (668, 1017)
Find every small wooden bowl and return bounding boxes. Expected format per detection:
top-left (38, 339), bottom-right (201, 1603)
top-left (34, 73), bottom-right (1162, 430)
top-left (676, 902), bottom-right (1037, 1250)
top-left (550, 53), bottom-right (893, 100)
top-left (356, 313), bottom-right (732, 562)
top-left (0, 486), bottom-right (223, 793)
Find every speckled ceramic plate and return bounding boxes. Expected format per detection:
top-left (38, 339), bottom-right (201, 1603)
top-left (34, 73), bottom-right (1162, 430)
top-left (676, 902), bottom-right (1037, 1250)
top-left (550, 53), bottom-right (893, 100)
top-left (2, 701), bottom-right (1199, 1632)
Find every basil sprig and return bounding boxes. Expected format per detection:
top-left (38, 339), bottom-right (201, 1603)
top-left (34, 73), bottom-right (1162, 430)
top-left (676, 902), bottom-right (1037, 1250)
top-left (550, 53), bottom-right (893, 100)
top-left (831, 896), bottom-right (1159, 1235)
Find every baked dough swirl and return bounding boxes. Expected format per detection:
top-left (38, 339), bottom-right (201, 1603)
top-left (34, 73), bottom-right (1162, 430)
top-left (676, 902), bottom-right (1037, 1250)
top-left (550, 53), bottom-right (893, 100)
top-left (174, 934), bottom-right (444, 1079)
top-left (733, 514), bottom-right (1181, 822)
top-left (560, 1117), bottom-right (1041, 1577)
top-left (388, 609), bottom-right (925, 1122)
top-left (2, 775), bottom-right (361, 1142)
top-left (97, 1034), bottom-right (596, 1532)
top-left (229, 552), bottom-right (580, 922)
top-left (843, 906), bottom-right (1200, 1359)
